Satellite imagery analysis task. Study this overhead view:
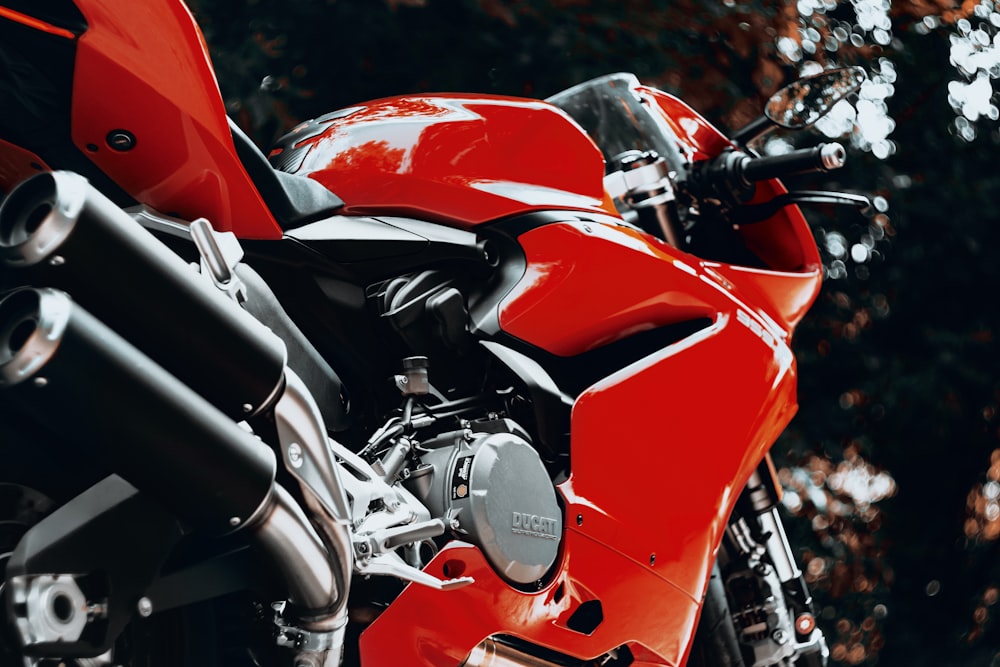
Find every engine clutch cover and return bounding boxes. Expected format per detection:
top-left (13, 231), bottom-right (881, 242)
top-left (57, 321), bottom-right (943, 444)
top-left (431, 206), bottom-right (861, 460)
top-left (418, 430), bottom-right (562, 585)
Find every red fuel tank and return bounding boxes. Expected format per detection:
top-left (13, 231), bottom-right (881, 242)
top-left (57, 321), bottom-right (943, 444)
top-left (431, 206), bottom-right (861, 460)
top-left (271, 95), bottom-right (618, 228)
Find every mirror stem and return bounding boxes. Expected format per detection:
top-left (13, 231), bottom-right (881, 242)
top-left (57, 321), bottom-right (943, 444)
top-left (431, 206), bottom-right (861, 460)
top-left (730, 115), bottom-right (774, 146)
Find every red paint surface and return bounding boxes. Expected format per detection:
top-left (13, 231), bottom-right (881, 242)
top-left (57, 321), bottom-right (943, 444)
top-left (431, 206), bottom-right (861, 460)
top-left (287, 95), bottom-right (617, 227)
top-left (638, 87), bottom-right (733, 161)
top-left (499, 220), bottom-right (720, 357)
top-left (639, 87), bottom-right (823, 330)
top-left (361, 533), bottom-right (699, 666)
top-left (0, 139), bottom-right (49, 193)
top-left (70, 0), bottom-right (282, 238)
top-left (367, 218), bottom-right (807, 665)
top-left (362, 312), bottom-right (799, 665)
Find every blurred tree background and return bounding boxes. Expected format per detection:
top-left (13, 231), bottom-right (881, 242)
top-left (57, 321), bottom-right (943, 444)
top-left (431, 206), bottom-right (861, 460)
top-left (187, 0), bottom-right (1000, 664)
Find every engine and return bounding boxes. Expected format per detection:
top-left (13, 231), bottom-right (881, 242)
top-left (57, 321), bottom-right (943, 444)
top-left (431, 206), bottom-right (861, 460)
top-left (409, 417), bottom-right (562, 584)
top-left (329, 360), bottom-right (563, 591)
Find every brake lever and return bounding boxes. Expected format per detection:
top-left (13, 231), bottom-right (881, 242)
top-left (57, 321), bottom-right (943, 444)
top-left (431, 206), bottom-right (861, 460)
top-left (735, 190), bottom-right (872, 225)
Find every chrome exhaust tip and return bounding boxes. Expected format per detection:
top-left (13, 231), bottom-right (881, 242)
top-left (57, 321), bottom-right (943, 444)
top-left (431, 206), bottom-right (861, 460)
top-left (0, 288), bottom-right (70, 387)
top-left (0, 171), bottom-right (84, 266)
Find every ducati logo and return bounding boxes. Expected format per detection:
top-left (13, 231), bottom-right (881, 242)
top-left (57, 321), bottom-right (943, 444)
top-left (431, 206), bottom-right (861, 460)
top-left (511, 512), bottom-right (559, 540)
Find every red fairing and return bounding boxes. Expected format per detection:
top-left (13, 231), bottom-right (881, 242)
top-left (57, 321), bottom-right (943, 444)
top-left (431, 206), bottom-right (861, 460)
top-left (499, 220), bottom-right (720, 356)
top-left (564, 308), bottom-right (798, 602)
top-left (638, 87), bottom-right (823, 330)
top-left (361, 535), bottom-right (698, 666)
top-left (0, 139), bottom-right (49, 193)
top-left (362, 220), bottom-right (802, 665)
top-left (69, 0), bottom-right (282, 238)
top-left (279, 95), bottom-right (617, 227)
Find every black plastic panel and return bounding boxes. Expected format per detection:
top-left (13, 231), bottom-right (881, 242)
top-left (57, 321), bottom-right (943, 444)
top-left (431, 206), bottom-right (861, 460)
top-left (7, 476), bottom-right (184, 658)
top-left (229, 118), bottom-right (344, 230)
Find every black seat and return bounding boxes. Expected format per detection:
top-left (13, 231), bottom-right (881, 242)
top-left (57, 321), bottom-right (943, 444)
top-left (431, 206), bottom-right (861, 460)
top-left (228, 117), bottom-right (344, 230)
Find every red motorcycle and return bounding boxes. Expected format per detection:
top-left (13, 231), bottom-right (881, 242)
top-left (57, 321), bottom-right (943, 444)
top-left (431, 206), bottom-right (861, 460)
top-left (0, 2), bottom-right (870, 666)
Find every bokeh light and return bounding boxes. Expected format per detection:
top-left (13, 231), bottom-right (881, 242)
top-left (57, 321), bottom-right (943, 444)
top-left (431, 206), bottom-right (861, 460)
top-left (780, 444), bottom-right (896, 664)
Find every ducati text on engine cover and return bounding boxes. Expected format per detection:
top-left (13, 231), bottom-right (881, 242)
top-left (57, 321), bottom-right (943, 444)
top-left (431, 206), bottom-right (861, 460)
top-left (511, 513), bottom-right (559, 539)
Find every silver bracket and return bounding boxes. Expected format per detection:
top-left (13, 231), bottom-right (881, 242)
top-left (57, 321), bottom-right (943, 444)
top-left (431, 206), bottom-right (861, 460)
top-left (603, 156), bottom-right (675, 209)
top-left (357, 517), bottom-right (448, 556)
top-left (190, 218), bottom-right (247, 304)
top-left (273, 369), bottom-right (352, 523)
top-left (355, 550), bottom-right (474, 591)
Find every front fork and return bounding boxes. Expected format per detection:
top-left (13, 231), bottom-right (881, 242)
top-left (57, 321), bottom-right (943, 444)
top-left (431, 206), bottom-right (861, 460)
top-left (719, 457), bottom-right (829, 667)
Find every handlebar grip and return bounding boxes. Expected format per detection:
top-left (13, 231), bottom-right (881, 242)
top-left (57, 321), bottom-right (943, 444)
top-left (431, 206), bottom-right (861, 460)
top-left (741, 143), bottom-right (846, 183)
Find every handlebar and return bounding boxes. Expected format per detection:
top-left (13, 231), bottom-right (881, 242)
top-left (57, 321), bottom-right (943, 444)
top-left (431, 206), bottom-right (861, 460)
top-left (741, 143), bottom-right (846, 183)
top-left (689, 142), bottom-right (848, 207)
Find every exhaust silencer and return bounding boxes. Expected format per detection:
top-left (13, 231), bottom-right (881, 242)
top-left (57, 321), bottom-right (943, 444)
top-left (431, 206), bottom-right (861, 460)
top-left (0, 172), bottom-right (285, 419)
top-left (0, 287), bottom-right (344, 617)
top-left (0, 287), bottom-right (276, 532)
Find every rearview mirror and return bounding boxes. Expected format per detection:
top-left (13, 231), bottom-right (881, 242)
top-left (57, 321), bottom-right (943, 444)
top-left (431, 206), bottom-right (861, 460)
top-left (731, 67), bottom-right (867, 145)
top-left (765, 67), bottom-right (867, 129)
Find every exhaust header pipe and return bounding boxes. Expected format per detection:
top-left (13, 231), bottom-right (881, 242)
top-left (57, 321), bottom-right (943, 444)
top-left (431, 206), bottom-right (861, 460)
top-left (0, 172), bottom-right (285, 419)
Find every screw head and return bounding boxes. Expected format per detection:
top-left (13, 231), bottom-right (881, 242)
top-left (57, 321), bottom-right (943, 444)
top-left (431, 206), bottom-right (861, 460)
top-left (576, 514), bottom-right (583, 526)
top-left (288, 443), bottom-right (304, 468)
top-left (107, 129), bottom-right (137, 151)
top-left (137, 597), bottom-right (153, 618)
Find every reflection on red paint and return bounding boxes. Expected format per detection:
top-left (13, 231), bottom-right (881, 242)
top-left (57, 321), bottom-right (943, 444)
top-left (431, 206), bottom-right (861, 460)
top-left (290, 95), bottom-right (615, 226)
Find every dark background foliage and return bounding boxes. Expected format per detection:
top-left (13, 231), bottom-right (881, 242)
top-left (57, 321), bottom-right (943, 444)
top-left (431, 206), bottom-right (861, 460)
top-left (187, 0), bottom-right (1000, 664)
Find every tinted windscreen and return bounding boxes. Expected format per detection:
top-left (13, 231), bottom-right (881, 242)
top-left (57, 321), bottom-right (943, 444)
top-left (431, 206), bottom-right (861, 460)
top-left (547, 73), bottom-right (688, 176)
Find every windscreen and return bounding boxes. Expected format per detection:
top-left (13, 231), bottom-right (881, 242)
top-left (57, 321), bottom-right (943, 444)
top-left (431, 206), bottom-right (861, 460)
top-left (547, 73), bottom-right (689, 177)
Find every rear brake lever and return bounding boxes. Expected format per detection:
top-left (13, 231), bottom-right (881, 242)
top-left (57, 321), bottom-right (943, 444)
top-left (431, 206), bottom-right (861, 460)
top-left (735, 190), bottom-right (871, 225)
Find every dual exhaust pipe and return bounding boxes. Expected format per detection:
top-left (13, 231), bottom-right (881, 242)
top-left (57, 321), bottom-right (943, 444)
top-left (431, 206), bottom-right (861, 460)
top-left (0, 172), bottom-right (347, 633)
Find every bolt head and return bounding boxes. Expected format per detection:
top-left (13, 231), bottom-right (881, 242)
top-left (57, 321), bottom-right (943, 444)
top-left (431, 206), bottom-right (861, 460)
top-left (106, 129), bottom-right (137, 151)
top-left (288, 443), bottom-right (304, 468)
top-left (137, 597), bottom-right (153, 618)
